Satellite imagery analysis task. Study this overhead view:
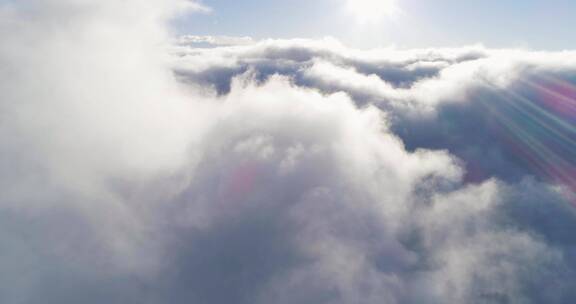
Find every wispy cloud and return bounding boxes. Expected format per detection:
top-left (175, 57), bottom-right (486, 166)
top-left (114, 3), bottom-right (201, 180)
top-left (1, 2), bottom-right (576, 304)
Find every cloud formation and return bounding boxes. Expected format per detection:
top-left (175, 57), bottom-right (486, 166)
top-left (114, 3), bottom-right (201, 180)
top-left (1, 1), bottom-right (576, 304)
top-left (173, 39), bottom-right (576, 187)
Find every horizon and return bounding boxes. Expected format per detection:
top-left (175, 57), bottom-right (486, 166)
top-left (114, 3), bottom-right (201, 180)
top-left (175, 0), bottom-right (576, 50)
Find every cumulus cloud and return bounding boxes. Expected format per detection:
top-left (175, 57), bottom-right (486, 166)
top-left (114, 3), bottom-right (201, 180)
top-left (173, 39), bottom-right (576, 187)
top-left (1, 2), bottom-right (576, 304)
top-left (176, 35), bottom-right (255, 47)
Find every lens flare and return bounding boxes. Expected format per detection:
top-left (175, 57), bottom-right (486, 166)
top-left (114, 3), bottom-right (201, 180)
top-left (479, 75), bottom-right (576, 204)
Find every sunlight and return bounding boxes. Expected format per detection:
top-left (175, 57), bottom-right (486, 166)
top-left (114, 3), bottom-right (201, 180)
top-left (345, 0), bottom-right (401, 24)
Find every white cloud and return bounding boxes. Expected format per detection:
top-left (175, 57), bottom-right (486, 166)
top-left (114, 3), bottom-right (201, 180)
top-left (177, 35), bottom-right (255, 47)
top-left (1, 2), bottom-right (576, 304)
top-left (180, 0), bottom-right (212, 14)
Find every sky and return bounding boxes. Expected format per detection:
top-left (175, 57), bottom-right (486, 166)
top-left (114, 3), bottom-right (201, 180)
top-left (176, 0), bottom-right (576, 49)
top-left (2, 1), bottom-right (576, 303)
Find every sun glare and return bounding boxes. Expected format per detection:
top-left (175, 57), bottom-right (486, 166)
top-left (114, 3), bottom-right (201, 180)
top-left (345, 0), bottom-right (401, 24)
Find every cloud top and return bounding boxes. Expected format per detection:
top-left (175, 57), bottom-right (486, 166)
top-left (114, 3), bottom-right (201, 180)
top-left (1, 2), bottom-right (576, 304)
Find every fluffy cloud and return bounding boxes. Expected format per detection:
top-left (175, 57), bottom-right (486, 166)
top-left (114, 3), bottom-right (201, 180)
top-left (176, 35), bottom-right (255, 47)
top-left (173, 39), bottom-right (576, 187)
top-left (1, 1), bottom-right (576, 304)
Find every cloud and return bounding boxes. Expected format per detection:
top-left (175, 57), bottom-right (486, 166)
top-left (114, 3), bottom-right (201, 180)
top-left (1, 3), bottom-right (576, 304)
top-left (176, 35), bottom-right (255, 47)
top-left (180, 0), bottom-right (212, 14)
top-left (173, 39), bottom-right (576, 188)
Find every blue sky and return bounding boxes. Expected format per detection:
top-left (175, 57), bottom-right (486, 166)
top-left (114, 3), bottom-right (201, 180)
top-left (176, 0), bottom-right (576, 49)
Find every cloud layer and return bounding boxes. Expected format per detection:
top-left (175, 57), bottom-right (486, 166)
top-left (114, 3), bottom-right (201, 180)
top-left (1, 1), bottom-right (576, 303)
